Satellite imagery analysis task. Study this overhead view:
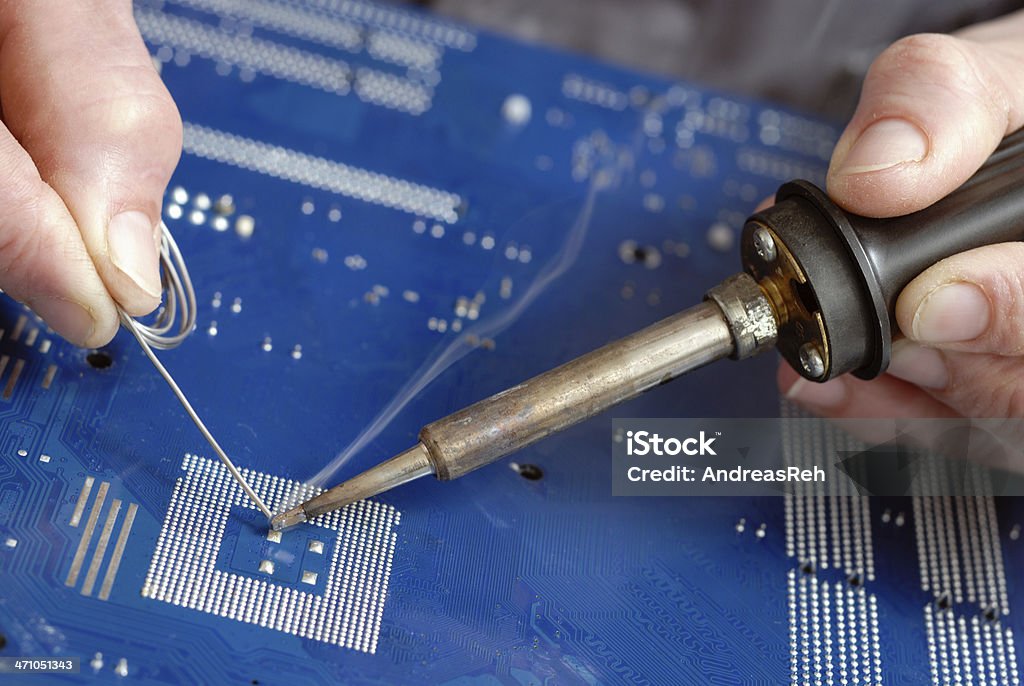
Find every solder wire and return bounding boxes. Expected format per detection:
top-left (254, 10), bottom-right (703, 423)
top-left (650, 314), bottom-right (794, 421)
top-left (118, 222), bottom-right (273, 521)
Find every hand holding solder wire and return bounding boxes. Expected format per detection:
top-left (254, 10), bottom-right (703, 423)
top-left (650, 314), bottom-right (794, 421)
top-left (0, 4), bottom-right (273, 520)
top-left (780, 11), bottom-right (1024, 422)
top-left (0, 2), bottom-right (181, 348)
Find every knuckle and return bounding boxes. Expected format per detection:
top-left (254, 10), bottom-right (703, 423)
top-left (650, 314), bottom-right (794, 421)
top-left (877, 33), bottom-right (972, 81)
top-left (988, 374), bottom-right (1024, 418)
top-left (981, 265), bottom-right (1024, 355)
top-left (77, 57), bottom-right (182, 138)
top-left (947, 360), bottom-right (1024, 418)
top-left (94, 82), bottom-right (181, 149)
top-left (79, 77), bottom-right (183, 191)
top-left (1009, 384), bottom-right (1024, 419)
top-left (871, 33), bottom-right (1008, 124)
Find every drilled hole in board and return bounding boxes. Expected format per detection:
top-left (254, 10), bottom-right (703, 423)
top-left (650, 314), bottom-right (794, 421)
top-left (515, 463), bottom-right (543, 480)
top-left (86, 351), bottom-right (114, 369)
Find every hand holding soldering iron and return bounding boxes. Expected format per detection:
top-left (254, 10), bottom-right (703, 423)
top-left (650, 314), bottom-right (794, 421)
top-left (779, 11), bottom-right (1024, 423)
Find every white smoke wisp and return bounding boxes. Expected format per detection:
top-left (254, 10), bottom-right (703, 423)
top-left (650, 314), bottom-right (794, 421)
top-left (309, 147), bottom-right (628, 487)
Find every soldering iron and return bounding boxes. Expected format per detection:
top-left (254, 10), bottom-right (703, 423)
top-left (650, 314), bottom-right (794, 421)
top-left (272, 129), bottom-right (1024, 531)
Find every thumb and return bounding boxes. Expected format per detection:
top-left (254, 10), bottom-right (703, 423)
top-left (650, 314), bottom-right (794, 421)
top-left (827, 11), bottom-right (1024, 218)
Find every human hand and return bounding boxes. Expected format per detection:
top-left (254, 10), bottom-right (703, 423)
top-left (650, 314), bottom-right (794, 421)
top-left (779, 10), bottom-right (1024, 420)
top-left (0, 1), bottom-right (181, 347)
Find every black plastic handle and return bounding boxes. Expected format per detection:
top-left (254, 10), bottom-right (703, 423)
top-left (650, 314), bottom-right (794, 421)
top-left (749, 128), bottom-right (1024, 380)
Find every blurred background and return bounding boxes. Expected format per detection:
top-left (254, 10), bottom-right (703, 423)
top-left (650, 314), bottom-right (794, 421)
top-left (398, 0), bottom-right (1021, 119)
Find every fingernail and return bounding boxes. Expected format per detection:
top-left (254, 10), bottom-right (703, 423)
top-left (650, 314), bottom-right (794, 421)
top-left (785, 377), bottom-right (847, 409)
top-left (887, 339), bottom-right (948, 389)
top-left (834, 118), bottom-right (928, 175)
top-left (31, 297), bottom-right (95, 345)
top-left (108, 211), bottom-right (161, 298)
top-left (911, 282), bottom-right (990, 343)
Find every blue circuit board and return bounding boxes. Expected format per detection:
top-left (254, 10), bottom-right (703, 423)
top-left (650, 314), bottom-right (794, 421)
top-left (1, 1), bottom-right (1022, 684)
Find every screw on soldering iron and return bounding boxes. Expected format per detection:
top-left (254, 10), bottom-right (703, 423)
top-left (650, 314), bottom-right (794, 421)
top-left (751, 226), bottom-right (777, 262)
top-left (799, 342), bottom-right (825, 379)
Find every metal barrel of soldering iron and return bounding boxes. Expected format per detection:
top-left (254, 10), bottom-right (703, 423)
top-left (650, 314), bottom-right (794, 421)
top-left (423, 129), bottom-right (1024, 480)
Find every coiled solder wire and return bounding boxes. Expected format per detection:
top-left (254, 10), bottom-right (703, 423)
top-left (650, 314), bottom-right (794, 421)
top-left (118, 221), bottom-right (273, 520)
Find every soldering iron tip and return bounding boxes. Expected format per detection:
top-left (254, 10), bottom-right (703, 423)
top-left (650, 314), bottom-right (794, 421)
top-left (270, 506), bottom-right (307, 532)
top-left (280, 443), bottom-right (436, 526)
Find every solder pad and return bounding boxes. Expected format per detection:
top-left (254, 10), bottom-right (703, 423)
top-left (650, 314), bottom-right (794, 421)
top-left (141, 454), bottom-right (399, 652)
